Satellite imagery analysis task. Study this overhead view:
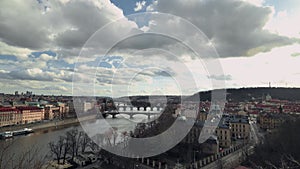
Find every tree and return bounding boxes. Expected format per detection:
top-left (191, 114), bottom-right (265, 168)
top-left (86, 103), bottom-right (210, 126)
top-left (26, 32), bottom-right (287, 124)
top-left (49, 136), bottom-right (65, 164)
top-left (62, 136), bottom-right (70, 164)
top-left (88, 141), bottom-right (100, 152)
top-left (66, 128), bottom-right (81, 160)
top-left (1, 140), bottom-right (46, 169)
top-left (80, 132), bottom-right (90, 153)
top-left (246, 118), bottom-right (300, 168)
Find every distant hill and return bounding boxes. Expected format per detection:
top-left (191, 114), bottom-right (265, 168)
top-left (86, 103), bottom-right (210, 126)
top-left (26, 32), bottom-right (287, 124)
top-left (189, 87), bottom-right (300, 102)
top-left (116, 87), bottom-right (300, 105)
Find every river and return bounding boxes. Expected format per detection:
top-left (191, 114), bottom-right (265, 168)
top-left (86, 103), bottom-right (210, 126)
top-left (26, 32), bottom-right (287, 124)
top-left (0, 114), bottom-right (156, 167)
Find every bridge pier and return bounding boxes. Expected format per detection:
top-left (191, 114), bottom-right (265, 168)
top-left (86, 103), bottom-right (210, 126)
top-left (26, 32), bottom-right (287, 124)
top-left (130, 114), bottom-right (134, 119)
top-left (148, 114), bottom-right (151, 120)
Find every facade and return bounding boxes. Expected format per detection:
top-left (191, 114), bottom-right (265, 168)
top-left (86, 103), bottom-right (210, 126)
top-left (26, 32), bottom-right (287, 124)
top-left (17, 107), bottom-right (44, 124)
top-left (258, 113), bottom-right (286, 130)
top-left (44, 105), bottom-right (56, 120)
top-left (183, 113), bottom-right (249, 149)
top-left (228, 115), bottom-right (250, 140)
top-left (44, 103), bottom-right (69, 120)
top-left (0, 108), bottom-right (22, 127)
top-left (197, 110), bottom-right (208, 121)
top-left (72, 101), bottom-right (93, 113)
top-left (56, 102), bottom-right (69, 118)
top-left (216, 125), bottom-right (231, 148)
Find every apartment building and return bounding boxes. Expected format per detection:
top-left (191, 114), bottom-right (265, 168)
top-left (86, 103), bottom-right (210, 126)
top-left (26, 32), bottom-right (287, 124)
top-left (17, 106), bottom-right (44, 124)
top-left (228, 115), bottom-right (250, 140)
top-left (216, 123), bottom-right (231, 148)
top-left (258, 112), bottom-right (286, 130)
top-left (0, 107), bottom-right (22, 127)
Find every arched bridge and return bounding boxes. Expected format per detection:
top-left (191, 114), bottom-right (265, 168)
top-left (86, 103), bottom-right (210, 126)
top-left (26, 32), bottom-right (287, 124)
top-left (99, 106), bottom-right (164, 119)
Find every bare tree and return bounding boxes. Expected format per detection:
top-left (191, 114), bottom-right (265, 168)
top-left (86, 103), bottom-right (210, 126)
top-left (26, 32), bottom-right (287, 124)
top-left (80, 132), bottom-right (90, 153)
top-left (66, 128), bottom-right (80, 160)
top-left (1, 140), bottom-right (46, 169)
top-left (88, 141), bottom-right (100, 152)
top-left (62, 136), bottom-right (70, 164)
top-left (49, 136), bottom-right (65, 164)
top-left (14, 146), bottom-right (46, 169)
top-left (0, 140), bottom-right (12, 169)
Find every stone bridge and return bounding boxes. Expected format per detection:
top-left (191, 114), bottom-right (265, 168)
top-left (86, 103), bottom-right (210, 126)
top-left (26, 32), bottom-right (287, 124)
top-left (101, 106), bottom-right (164, 119)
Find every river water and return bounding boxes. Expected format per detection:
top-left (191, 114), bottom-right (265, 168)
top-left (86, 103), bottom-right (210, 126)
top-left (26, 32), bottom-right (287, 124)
top-left (0, 114), bottom-right (156, 167)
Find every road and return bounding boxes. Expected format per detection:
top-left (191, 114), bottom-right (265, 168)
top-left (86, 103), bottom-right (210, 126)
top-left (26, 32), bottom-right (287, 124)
top-left (249, 119), bottom-right (264, 145)
top-left (249, 121), bottom-right (259, 144)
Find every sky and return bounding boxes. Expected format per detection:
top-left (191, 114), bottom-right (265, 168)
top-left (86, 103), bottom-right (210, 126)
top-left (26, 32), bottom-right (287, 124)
top-left (0, 0), bottom-right (300, 97)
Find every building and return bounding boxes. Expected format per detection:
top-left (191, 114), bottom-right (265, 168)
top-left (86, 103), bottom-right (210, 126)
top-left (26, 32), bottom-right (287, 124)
top-left (17, 106), bottom-right (44, 124)
top-left (227, 115), bottom-right (250, 140)
top-left (258, 112), bottom-right (286, 130)
top-left (43, 102), bottom-right (70, 120)
top-left (201, 135), bottom-right (219, 155)
top-left (56, 102), bottom-right (69, 118)
top-left (73, 152), bottom-right (97, 167)
top-left (216, 122), bottom-right (231, 148)
top-left (44, 105), bottom-right (57, 120)
top-left (197, 109), bottom-right (208, 121)
top-left (0, 108), bottom-right (22, 127)
top-left (182, 121), bottom-right (203, 144)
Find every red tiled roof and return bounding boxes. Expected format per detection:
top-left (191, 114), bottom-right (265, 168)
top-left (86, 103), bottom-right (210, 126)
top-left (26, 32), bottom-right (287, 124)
top-left (0, 107), bottom-right (19, 112)
top-left (16, 106), bottom-right (41, 111)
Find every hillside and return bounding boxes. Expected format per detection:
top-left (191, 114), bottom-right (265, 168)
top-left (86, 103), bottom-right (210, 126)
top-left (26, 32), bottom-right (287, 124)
top-left (189, 87), bottom-right (300, 102)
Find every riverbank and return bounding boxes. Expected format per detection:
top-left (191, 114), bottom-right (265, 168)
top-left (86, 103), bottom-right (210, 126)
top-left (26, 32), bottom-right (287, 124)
top-left (0, 114), bottom-right (97, 133)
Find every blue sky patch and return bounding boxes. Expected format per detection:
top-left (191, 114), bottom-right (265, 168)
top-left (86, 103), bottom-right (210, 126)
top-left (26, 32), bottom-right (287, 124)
top-left (31, 50), bottom-right (57, 58)
top-left (265, 0), bottom-right (300, 12)
top-left (110, 0), bottom-right (153, 15)
top-left (0, 55), bottom-right (18, 61)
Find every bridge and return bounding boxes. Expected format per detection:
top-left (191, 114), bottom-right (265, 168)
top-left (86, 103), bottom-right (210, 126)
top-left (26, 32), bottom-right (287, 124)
top-left (99, 106), bottom-right (164, 119)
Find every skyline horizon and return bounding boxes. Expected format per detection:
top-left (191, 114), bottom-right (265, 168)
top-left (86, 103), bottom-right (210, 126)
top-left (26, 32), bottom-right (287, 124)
top-left (2, 86), bottom-right (300, 98)
top-left (1, 0), bottom-right (300, 98)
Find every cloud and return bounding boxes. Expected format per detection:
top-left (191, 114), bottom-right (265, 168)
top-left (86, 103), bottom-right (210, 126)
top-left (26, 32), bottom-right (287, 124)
top-left (0, 66), bottom-right (73, 83)
top-left (39, 53), bottom-right (57, 61)
top-left (0, 41), bottom-right (32, 60)
top-left (208, 74), bottom-right (232, 81)
top-left (241, 0), bottom-right (265, 6)
top-left (1, 0), bottom-right (300, 95)
top-left (220, 44), bottom-right (300, 88)
top-left (264, 10), bottom-right (300, 38)
top-left (149, 0), bottom-right (298, 57)
top-left (0, 0), bottom-right (135, 55)
top-left (146, 0), bottom-right (157, 12)
top-left (134, 1), bottom-right (146, 12)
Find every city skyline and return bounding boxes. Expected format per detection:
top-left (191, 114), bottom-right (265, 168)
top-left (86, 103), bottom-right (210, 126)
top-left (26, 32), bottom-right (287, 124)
top-left (0, 0), bottom-right (300, 97)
